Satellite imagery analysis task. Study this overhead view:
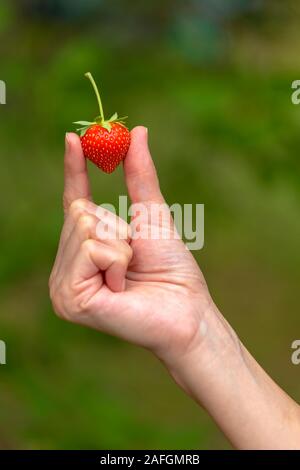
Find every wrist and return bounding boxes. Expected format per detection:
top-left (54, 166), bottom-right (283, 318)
top-left (161, 302), bottom-right (243, 401)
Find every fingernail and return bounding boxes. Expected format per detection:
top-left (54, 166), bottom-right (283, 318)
top-left (65, 132), bottom-right (71, 150)
top-left (143, 127), bottom-right (148, 143)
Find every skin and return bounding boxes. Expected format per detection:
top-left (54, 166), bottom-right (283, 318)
top-left (49, 126), bottom-right (300, 449)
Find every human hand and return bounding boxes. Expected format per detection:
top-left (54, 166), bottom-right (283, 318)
top-left (49, 126), bottom-right (214, 364)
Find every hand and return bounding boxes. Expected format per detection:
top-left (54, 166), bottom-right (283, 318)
top-left (49, 126), bottom-right (213, 363)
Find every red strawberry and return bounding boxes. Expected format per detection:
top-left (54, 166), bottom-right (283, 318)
top-left (81, 123), bottom-right (130, 174)
top-left (74, 72), bottom-right (130, 173)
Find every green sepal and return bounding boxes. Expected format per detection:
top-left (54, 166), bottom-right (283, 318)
top-left (116, 117), bottom-right (128, 126)
top-left (101, 122), bottom-right (112, 132)
top-left (107, 112), bottom-right (118, 122)
top-left (73, 120), bottom-right (95, 126)
top-left (73, 123), bottom-right (93, 137)
top-left (79, 128), bottom-right (88, 137)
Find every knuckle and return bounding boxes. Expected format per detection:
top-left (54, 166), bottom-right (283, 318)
top-left (76, 214), bottom-right (96, 237)
top-left (69, 198), bottom-right (89, 220)
top-left (124, 243), bottom-right (133, 262)
top-left (49, 286), bottom-right (64, 319)
top-left (112, 242), bottom-right (132, 266)
top-left (118, 250), bottom-right (130, 267)
top-left (81, 238), bottom-right (95, 256)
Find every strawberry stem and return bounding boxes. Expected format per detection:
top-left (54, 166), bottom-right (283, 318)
top-left (84, 72), bottom-right (105, 122)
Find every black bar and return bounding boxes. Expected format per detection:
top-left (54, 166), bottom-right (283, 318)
top-left (0, 450), bottom-right (297, 467)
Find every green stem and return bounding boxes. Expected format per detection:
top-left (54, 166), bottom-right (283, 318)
top-left (85, 72), bottom-right (104, 122)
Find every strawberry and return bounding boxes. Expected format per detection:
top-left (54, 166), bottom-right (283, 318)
top-left (80, 123), bottom-right (130, 174)
top-left (74, 72), bottom-right (130, 173)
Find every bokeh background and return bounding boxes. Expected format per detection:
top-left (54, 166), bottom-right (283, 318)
top-left (0, 0), bottom-right (300, 449)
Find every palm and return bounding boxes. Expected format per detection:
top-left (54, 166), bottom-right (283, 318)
top-left (90, 209), bottom-right (206, 356)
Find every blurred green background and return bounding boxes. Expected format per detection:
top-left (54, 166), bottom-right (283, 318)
top-left (1, 0), bottom-right (300, 449)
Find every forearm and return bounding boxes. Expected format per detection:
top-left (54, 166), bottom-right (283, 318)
top-left (164, 304), bottom-right (300, 449)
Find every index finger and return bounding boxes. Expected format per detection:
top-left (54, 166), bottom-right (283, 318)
top-left (63, 132), bottom-right (92, 213)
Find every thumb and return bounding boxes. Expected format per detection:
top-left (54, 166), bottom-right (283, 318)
top-left (63, 132), bottom-right (92, 213)
top-left (123, 126), bottom-right (164, 204)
